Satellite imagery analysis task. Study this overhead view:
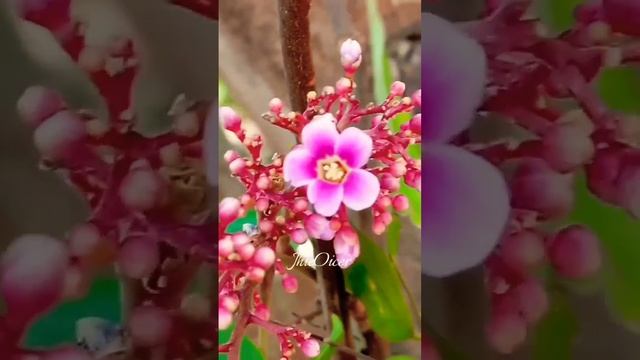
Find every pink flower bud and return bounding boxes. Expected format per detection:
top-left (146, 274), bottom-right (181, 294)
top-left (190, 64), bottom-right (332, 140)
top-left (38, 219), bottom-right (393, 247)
top-left (119, 167), bottom-right (165, 211)
top-left (340, 38), bottom-right (362, 73)
top-left (248, 267), bottom-right (266, 282)
top-left (541, 123), bottom-right (594, 172)
top-left (290, 228), bottom-right (309, 244)
top-left (390, 162), bottom-right (407, 177)
top-left (224, 150), bottom-right (240, 163)
top-left (501, 230), bottom-right (545, 273)
top-left (282, 274), bottom-right (299, 293)
top-left (219, 236), bottom-right (234, 257)
top-left (256, 175), bottom-right (271, 190)
top-left (254, 304), bottom-right (271, 321)
top-left (301, 339), bottom-right (321, 358)
top-left (392, 195), bottom-right (410, 212)
top-left (510, 159), bottom-right (574, 218)
top-left (269, 97), bottom-right (284, 114)
top-left (372, 221), bottom-right (386, 235)
top-left (305, 214), bottom-right (335, 241)
top-left (117, 238), bottom-right (159, 279)
top-left (512, 279), bottom-right (549, 324)
top-left (220, 106), bottom-right (241, 132)
top-left (390, 81), bottom-right (406, 97)
top-left (259, 219), bottom-right (273, 233)
top-left (237, 243), bottom-right (256, 261)
top-left (218, 307), bottom-right (233, 330)
top-left (547, 225), bottom-right (602, 279)
top-left (33, 110), bottom-right (86, 160)
top-left (336, 77), bottom-right (352, 94)
top-left (485, 312), bottom-right (527, 354)
top-left (219, 197), bottom-right (241, 224)
top-left (68, 223), bottom-right (101, 259)
top-left (293, 198), bottom-right (309, 212)
top-left (1, 235), bottom-right (68, 327)
top-left (412, 89), bottom-right (422, 108)
top-left (17, 86), bottom-right (65, 127)
top-left (220, 293), bottom-right (239, 312)
top-left (380, 211), bottom-right (393, 226)
top-left (380, 173), bottom-right (400, 192)
top-left (129, 306), bottom-right (172, 347)
top-left (334, 227), bottom-right (360, 268)
top-left (173, 111), bottom-right (200, 137)
top-left (254, 247), bottom-right (276, 269)
top-left (229, 158), bottom-right (246, 174)
top-left (255, 198), bottom-right (270, 211)
top-left (376, 196), bottom-right (391, 209)
top-left (586, 148), bottom-right (623, 203)
top-left (409, 113), bottom-right (421, 134)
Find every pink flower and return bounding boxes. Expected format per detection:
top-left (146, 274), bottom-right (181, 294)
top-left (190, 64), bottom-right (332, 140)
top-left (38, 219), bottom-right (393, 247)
top-left (283, 114), bottom-right (380, 217)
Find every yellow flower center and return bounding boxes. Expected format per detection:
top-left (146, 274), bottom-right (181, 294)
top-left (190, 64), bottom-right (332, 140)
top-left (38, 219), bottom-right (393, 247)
top-left (318, 157), bottom-right (349, 184)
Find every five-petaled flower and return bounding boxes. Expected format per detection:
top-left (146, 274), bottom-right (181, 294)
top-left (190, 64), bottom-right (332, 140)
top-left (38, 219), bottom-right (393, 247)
top-left (283, 113), bottom-right (380, 217)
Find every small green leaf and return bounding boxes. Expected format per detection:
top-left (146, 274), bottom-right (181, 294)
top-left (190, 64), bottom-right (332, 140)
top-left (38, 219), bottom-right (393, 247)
top-left (387, 356), bottom-right (415, 360)
top-left (389, 112), bottom-right (412, 133)
top-left (387, 216), bottom-right (401, 257)
top-left (407, 144), bottom-right (421, 160)
top-left (345, 231), bottom-right (414, 342)
top-left (366, 0), bottom-right (393, 103)
top-left (218, 323), bottom-right (266, 360)
top-left (226, 210), bottom-right (259, 234)
top-left (315, 314), bottom-right (345, 360)
top-left (596, 66), bottom-right (640, 115)
top-left (400, 181), bottom-right (421, 227)
top-left (532, 291), bottom-right (578, 360)
top-left (568, 175), bottom-right (640, 331)
top-left (534, 0), bottom-right (585, 33)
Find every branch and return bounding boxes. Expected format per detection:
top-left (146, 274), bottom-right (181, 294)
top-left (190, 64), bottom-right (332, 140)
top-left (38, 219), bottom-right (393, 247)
top-left (277, 0), bottom-right (316, 112)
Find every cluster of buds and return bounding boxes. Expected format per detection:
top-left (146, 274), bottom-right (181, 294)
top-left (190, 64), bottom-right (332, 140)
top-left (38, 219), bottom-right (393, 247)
top-left (218, 38), bottom-right (421, 358)
top-left (1, 0), bottom-right (218, 358)
top-left (457, 0), bottom-right (640, 353)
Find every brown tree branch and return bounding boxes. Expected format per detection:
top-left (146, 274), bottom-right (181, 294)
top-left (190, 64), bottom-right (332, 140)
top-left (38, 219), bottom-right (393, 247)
top-left (277, 0), bottom-right (316, 112)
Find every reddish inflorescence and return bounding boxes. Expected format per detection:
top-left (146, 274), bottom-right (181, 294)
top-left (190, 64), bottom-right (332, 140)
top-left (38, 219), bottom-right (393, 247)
top-left (217, 39), bottom-right (421, 358)
top-left (2, 1), bottom-right (216, 358)
top-left (458, 0), bottom-right (640, 354)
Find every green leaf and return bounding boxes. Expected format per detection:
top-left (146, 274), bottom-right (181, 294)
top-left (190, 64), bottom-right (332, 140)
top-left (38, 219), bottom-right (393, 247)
top-left (400, 181), bottom-right (421, 227)
top-left (532, 292), bottom-right (578, 360)
top-left (26, 277), bottom-right (121, 348)
top-left (345, 231), bottom-right (414, 342)
top-left (407, 144), bottom-right (421, 160)
top-left (366, 0), bottom-right (393, 103)
top-left (387, 216), bottom-right (401, 257)
top-left (568, 175), bottom-right (640, 330)
top-left (387, 356), bottom-right (415, 360)
top-left (596, 66), bottom-right (640, 115)
top-left (315, 314), bottom-right (345, 360)
top-left (218, 323), bottom-right (266, 360)
top-left (226, 210), bottom-right (259, 234)
top-left (389, 112), bottom-right (412, 134)
top-left (534, 0), bottom-right (585, 33)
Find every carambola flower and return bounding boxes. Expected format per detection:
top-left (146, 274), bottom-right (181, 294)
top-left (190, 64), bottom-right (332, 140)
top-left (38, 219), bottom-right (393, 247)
top-left (283, 113), bottom-right (380, 217)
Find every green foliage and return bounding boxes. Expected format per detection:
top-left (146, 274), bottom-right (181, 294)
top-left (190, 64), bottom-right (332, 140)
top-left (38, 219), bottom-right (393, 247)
top-left (314, 314), bottom-right (345, 360)
top-left (596, 66), bottom-right (640, 115)
top-left (532, 291), bottom-right (578, 359)
top-left (26, 277), bottom-right (122, 348)
top-left (568, 176), bottom-right (640, 331)
top-left (387, 215), bottom-right (402, 257)
top-left (219, 323), bottom-right (266, 360)
top-left (226, 210), bottom-right (259, 234)
top-left (345, 231), bottom-right (414, 342)
top-left (389, 112), bottom-right (412, 134)
top-left (534, 0), bottom-right (585, 33)
top-left (387, 356), bottom-right (415, 360)
top-left (366, 0), bottom-right (393, 104)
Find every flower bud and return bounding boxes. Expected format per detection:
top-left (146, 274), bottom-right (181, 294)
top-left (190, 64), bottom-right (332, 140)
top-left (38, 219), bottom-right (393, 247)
top-left (340, 38), bottom-right (362, 74)
top-left (220, 293), bottom-right (239, 312)
top-left (301, 339), bottom-right (321, 358)
top-left (390, 81), bottom-right (406, 97)
top-left (501, 230), bottom-right (545, 273)
top-left (218, 307), bottom-right (232, 330)
top-left (392, 195), bottom-right (410, 212)
top-left (248, 267), bottom-right (265, 282)
top-left (409, 113), bottom-right (422, 134)
top-left (119, 167), bottom-right (165, 211)
top-left (219, 197), bottom-right (241, 224)
top-left (173, 111), bottom-right (200, 137)
top-left (117, 238), bottom-right (159, 279)
top-left (254, 247), bottom-right (276, 269)
top-left (485, 312), bottom-right (527, 354)
top-left (541, 123), bottom-right (594, 172)
top-left (336, 77), bottom-right (352, 94)
top-left (305, 214), bottom-right (335, 241)
top-left (33, 110), bottom-right (86, 160)
top-left (254, 304), bottom-right (270, 321)
top-left (269, 97), bottom-right (284, 114)
top-left (512, 279), bottom-right (549, 324)
top-left (129, 306), bottom-right (172, 347)
top-left (282, 274), bottom-right (299, 293)
top-left (290, 228), bottom-right (309, 244)
top-left (237, 243), bottom-right (256, 261)
top-left (380, 173), bottom-right (400, 192)
top-left (220, 106), bottom-right (241, 132)
top-left (68, 223), bottom-right (101, 259)
top-left (334, 227), bottom-right (359, 268)
top-left (412, 89), bottom-right (422, 108)
top-left (224, 150), bottom-right (240, 163)
top-left (17, 86), bottom-right (65, 127)
top-left (372, 220), bottom-right (386, 235)
top-left (547, 225), bottom-right (602, 279)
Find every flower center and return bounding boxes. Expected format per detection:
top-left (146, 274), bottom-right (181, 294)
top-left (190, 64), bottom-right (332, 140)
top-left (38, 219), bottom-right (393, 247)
top-left (318, 157), bottom-right (349, 184)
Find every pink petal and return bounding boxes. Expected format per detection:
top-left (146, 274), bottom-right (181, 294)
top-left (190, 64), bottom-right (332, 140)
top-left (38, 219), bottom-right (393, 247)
top-left (308, 180), bottom-right (344, 217)
top-left (343, 169), bottom-right (380, 211)
top-left (283, 147), bottom-right (317, 187)
top-left (423, 144), bottom-right (509, 277)
top-left (335, 127), bottom-right (373, 168)
top-left (302, 114), bottom-right (339, 159)
top-left (423, 14), bottom-right (487, 143)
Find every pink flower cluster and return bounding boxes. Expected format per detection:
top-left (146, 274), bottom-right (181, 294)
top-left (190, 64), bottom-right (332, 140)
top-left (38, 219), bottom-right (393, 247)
top-left (217, 38), bottom-right (421, 358)
top-left (2, 1), bottom-right (217, 358)
top-left (455, 0), bottom-right (640, 353)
